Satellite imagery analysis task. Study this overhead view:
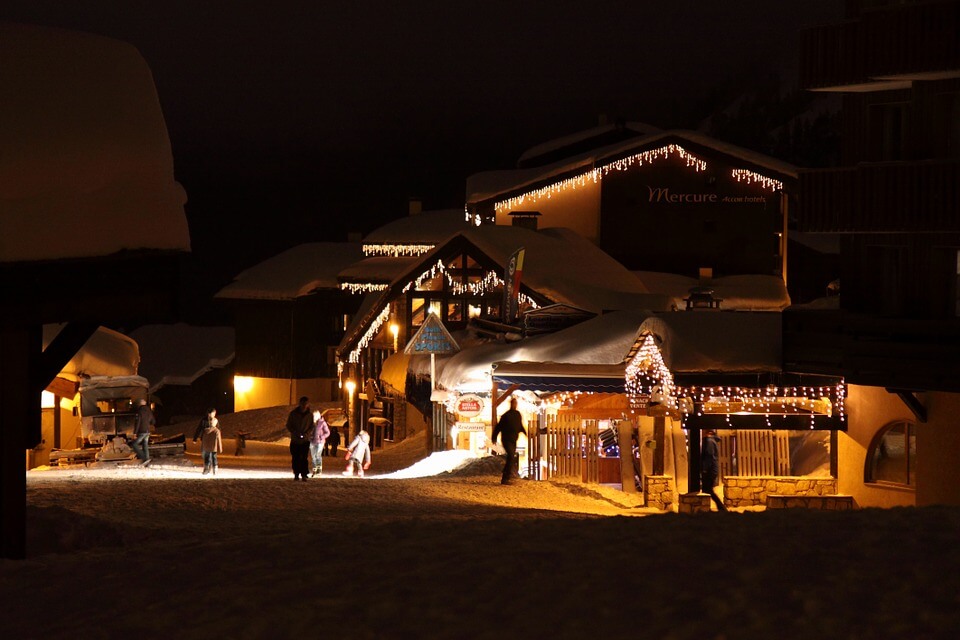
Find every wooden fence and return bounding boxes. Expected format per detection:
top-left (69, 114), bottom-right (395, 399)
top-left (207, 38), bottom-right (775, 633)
top-left (540, 414), bottom-right (602, 483)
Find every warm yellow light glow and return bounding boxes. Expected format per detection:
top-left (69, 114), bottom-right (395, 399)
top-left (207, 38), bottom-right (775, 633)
top-left (340, 282), bottom-right (389, 294)
top-left (41, 390), bottom-right (56, 409)
top-left (389, 322), bottom-right (400, 351)
top-left (345, 380), bottom-right (357, 396)
top-left (234, 376), bottom-right (254, 393)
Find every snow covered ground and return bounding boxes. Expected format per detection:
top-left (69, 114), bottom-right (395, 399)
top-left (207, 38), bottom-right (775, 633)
top-left (5, 427), bottom-right (960, 638)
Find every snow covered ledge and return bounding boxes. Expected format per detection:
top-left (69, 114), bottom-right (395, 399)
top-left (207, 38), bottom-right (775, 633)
top-left (0, 23), bottom-right (190, 263)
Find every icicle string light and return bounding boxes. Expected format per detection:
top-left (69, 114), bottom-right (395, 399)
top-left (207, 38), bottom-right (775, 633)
top-left (347, 306), bottom-right (392, 363)
top-left (401, 259), bottom-right (540, 308)
top-left (362, 243), bottom-right (436, 257)
top-left (493, 144), bottom-right (785, 215)
top-left (625, 334), bottom-right (846, 423)
top-left (731, 169), bottom-right (783, 192)
top-left (494, 144), bottom-right (708, 214)
top-left (624, 334), bottom-right (675, 410)
top-left (348, 259), bottom-right (541, 362)
top-left (340, 282), bottom-right (389, 294)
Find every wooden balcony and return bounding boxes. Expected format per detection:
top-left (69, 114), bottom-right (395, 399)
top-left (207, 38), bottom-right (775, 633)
top-left (800, 2), bottom-right (960, 90)
top-left (797, 160), bottom-right (960, 232)
top-left (783, 308), bottom-right (960, 392)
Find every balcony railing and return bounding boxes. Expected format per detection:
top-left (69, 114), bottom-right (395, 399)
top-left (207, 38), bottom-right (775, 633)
top-left (800, 2), bottom-right (960, 90)
top-left (797, 160), bottom-right (960, 232)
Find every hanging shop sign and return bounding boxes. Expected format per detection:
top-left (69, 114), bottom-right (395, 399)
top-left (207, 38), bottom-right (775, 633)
top-left (456, 394), bottom-right (485, 418)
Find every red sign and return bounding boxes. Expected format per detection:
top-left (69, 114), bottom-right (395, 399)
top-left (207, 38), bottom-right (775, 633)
top-left (456, 394), bottom-right (484, 417)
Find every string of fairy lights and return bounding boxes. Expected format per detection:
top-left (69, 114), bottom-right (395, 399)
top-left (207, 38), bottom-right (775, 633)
top-left (344, 259), bottom-right (541, 363)
top-left (732, 169), bottom-right (783, 191)
top-left (362, 243), bottom-right (436, 257)
top-left (400, 258), bottom-right (540, 308)
top-left (484, 143), bottom-right (783, 220)
top-left (340, 282), bottom-right (389, 294)
top-left (624, 333), bottom-right (846, 427)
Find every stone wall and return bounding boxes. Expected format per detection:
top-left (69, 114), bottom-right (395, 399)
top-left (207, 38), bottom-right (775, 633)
top-left (766, 495), bottom-right (854, 510)
top-left (643, 475), bottom-right (675, 511)
top-left (723, 476), bottom-right (838, 508)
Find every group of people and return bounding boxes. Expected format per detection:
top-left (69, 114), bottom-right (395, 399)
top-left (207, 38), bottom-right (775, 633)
top-left (133, 393), bottom-right (725, 508)
top-left (286, 396), bottom-right (361, 481)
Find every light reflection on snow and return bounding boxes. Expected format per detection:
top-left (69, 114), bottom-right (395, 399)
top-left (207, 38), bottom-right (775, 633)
top-left (27, 450), bottom-right (480, 481)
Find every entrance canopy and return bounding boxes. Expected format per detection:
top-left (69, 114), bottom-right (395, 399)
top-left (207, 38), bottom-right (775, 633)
top-left (492, 362), bottom-right (625, 393)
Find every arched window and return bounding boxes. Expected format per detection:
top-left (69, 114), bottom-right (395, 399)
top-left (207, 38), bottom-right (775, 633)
top-left (865, 420), bottom-right (916, 486)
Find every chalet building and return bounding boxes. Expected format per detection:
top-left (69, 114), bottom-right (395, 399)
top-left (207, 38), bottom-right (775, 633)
top-left (466, 129), bottom-right (799, 285)
top-left (215, 243), bottom-right (364, 411)
top-left (336, 223), bottom-right (674, 448)
top-left (784, 0), bottom-right (960, 507)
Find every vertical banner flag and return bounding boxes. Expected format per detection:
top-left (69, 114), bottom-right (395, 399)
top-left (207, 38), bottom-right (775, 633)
top-left (503, 247), bottom-right (525, 322)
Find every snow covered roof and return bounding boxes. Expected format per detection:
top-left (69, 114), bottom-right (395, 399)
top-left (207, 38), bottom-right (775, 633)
top-left (449, 226), bottom-right (670, 313)
top-left (362, 209), bottom-right (472, 246)
top-left (216, 242), bottom-right (363, 300)
top-left (438, 310), bottom-right (651, 391)
top-left (632, 272), bottom-right (791, 311)
top-left (43, 324), bottom-right (140, 380)
top-left (466, 129), bottom-right (798, 204)
top-left (129, 324), bottom-right (235, 393)
top-left (1, 23), bottom-right (190, 263)
top-left (637, 311), bottom-right (782, 375)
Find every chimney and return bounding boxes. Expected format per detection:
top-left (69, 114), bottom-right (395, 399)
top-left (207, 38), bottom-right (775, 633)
top-left (408, 198), bottom-right (422, 216)
top-left (509, 211), bottom-right (541, 231)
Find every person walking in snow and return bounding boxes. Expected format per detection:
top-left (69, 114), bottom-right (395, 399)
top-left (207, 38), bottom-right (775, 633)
top-left (342, 429), bottom-right (371, 477)
top-left (310, 409), bottom-right (331, 476)
top-left (327, 426), bottom-right (342, 457)
top-left (193, 407), bottom-right (218, 442)
top-left (701, 429), bottom-right (728, 511)
top-left (199, 408), bottom-right (223, 476)
top-left (131, 398), bottom-right (155, 466)
top-left (491, 396), bottom-right (526, 485)
top-left (286, 396), bottom-right (313, 481)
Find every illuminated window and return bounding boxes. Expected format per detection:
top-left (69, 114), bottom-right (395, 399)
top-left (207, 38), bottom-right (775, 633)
top-left (866, 420), bottom-right (916, 486)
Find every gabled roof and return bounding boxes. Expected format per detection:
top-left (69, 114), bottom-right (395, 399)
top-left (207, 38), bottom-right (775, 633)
top-left (466, 129), bottom-right (798, 206)
top-left (517, 121), bottom-right (661, 169)
top-left (215, 242), bottom-right (363, 301)
top-left (338, 226), bottom-right (671, 360)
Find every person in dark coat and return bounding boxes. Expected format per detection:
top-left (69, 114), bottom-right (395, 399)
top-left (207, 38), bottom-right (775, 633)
top-left (701, 429), bottom-right (728, 511)
top-left (491, 397), bottom-right (527, 485)
top-left (327, 426), bottom-right (342, 457)
top-left (131, 399), bottom-right (155, 465)
top-left (286, 396), bottom-right (313, 481)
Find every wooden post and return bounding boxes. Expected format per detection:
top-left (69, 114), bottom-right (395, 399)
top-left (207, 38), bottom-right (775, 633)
top-left (618, 420), bottom-right (638, 493)
top-left (653, 416), bottom-right (665, 476)
top-left (1, 324), bottom-right (40, 559)
top-left (688, 425), bottom-right (702, 493)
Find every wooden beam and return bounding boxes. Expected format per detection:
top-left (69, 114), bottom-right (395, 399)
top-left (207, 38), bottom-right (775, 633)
top-left (492, 384), bottom-right (519, 411)
top-left (36, 321), bottom-right (98, 392)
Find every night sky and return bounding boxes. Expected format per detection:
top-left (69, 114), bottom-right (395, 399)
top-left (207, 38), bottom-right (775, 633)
top-left (3, 1), bottom-right (841, 300)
